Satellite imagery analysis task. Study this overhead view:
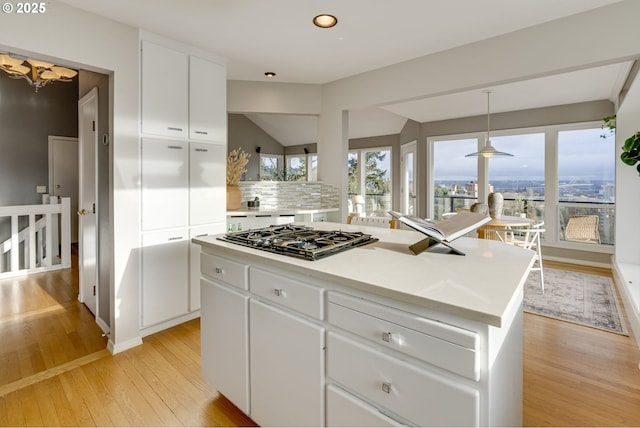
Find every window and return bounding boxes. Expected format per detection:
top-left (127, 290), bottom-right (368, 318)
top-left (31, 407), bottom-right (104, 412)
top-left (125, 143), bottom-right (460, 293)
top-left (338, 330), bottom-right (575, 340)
top-left (285, 155), bottom-right (307, 181)
top-left (348, 148), bottom-right (392, 217)
top-left (432, 138), bottom-right (478, 219)
top-left (284, 153), bottom-right (318, 181)
top-left (427, 121), bottom-right (615, 250)
top-left (557, 127), bottom-right (615, 245)
top-left (488, 133), bottom-right (545, 221)
top-left (260, 154), bottom-right (283, 181)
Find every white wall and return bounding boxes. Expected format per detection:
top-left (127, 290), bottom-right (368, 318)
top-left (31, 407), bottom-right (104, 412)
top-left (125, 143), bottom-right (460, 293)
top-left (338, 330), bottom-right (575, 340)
top-left (228, 80), bottom-right (322, 114)
top-left (613, 63), bottom-right (640, 341)
top-left (615, 77), bottom-right (640, 265)
top-left (0, 2), bottom-right (142, 352)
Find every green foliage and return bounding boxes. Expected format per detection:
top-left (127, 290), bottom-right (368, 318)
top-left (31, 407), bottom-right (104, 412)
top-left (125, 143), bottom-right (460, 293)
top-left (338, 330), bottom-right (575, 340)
top-left (621, 131), bottom-right (640, 174)
top-left (364, 152), bottom-right (389, 194)
top-left (348, 151), bottom-right (389, 194)
top-left (600, 115), bottom-right (616, 139)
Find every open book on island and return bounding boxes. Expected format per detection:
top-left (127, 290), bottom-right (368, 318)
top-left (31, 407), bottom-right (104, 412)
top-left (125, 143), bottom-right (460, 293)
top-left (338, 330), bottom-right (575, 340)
top-left (388, 210), bottom-right (492, 255)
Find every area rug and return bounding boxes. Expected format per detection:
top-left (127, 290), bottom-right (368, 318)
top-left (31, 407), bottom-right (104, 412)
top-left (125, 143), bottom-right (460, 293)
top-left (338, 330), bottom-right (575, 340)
top-left (523, 268), bottom-right (628, 335)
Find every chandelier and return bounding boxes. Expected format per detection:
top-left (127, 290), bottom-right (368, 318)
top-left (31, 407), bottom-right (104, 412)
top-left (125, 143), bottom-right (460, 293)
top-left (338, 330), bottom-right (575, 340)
top-left (465, 90), bottom-right (513, 158)
top-left (0, 53), bottom-right (77, 92)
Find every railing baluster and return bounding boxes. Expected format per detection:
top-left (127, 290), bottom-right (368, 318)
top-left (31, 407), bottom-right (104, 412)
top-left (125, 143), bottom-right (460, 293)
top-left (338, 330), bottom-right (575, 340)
top-left (11, 214), bottom-right (19, 273)
top-left (60, 198), bottom-right (71, 268)
top-left (28, 213), bottom-right (36, 269)
top-left (44, 212), bottom-right (52, 268)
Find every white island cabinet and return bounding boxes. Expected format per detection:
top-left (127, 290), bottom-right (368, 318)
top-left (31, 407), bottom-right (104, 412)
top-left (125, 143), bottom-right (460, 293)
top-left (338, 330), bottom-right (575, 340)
top-left (194, 222), bottom-right (535, 427)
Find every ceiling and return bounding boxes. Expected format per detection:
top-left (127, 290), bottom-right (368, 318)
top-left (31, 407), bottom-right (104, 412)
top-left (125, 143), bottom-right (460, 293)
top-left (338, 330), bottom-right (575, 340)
top-left (58, 0), bottom-right (632, 144)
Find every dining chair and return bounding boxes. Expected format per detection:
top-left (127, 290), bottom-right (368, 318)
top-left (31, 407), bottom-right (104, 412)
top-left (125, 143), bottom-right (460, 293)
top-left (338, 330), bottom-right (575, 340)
top-left (565, 215), bottom-right (600, 244)
top-left (347, 214), bottom-right (398, 229)
top-left (492, 226), bottom-right (545, 293)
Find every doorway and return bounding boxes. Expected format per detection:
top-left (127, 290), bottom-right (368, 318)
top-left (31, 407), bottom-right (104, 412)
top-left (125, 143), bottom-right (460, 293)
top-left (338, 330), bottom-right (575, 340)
top-left (48, 136), bottom-right (79, 243)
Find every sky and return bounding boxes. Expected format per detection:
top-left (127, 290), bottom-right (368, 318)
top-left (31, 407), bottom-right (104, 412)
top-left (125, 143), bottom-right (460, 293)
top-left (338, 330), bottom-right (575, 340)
top-left (433, 127), bottom-right (615, 183)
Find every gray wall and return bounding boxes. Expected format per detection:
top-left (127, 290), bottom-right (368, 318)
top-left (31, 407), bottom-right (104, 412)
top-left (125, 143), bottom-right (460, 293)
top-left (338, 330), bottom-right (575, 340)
top-left (228, 113), bottom-right (284, 181)
top-left (421, 100), bottom-right (614, 137)
top-left (0, 70), bottom-right (78, 239)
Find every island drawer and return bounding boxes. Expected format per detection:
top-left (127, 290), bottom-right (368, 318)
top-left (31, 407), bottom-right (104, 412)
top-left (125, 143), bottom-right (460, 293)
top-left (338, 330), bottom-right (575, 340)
top-left (328, 292), bottom-right (479, 381)
top-left (249, 268), bottom-right (323, 320)
top-left (200, 252), bottom-right (248, 290)
top-left (327, 331), bottom-right (479, 427)
top-left (326, 384), bottom-right (407, 427)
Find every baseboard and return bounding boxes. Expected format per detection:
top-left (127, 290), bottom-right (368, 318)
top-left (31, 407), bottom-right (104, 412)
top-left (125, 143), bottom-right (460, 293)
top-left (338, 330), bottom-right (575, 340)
top-left (138, 310), bottom-right (201, 338)
top-left (542, 255), bottom-right (612, 269)
top-left (96, 316), bottom-right (110, 335)
top-left (108, 335), bottom-right (143, 355)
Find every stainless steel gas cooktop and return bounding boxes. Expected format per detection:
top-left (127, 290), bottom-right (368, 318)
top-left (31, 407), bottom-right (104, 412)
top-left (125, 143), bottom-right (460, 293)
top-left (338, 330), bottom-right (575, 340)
top-left (218, 224), bottom-right (378, 261)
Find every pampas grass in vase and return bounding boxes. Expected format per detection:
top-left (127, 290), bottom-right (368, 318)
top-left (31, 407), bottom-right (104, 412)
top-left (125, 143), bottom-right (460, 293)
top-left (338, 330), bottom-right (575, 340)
top-left (226, 148), bottom-right (250, 210)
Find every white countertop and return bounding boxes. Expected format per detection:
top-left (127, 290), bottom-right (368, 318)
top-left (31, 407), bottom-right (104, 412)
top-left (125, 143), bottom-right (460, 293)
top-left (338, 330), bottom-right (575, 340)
top-left (227, 207), bottom-right (338, 216)
top-left (194, 222), bottom-right (535, 327)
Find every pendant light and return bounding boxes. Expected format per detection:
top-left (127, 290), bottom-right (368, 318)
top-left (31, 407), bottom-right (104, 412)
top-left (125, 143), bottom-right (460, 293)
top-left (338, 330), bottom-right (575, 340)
top-left (465, 90), bottom-right (513, 158)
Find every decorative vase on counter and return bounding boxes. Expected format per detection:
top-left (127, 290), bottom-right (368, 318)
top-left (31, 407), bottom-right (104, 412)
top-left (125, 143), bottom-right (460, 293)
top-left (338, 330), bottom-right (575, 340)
top-left (488, 192), bottom-right (503, 219)
top-left (226, 184), bottom-right (242, 210)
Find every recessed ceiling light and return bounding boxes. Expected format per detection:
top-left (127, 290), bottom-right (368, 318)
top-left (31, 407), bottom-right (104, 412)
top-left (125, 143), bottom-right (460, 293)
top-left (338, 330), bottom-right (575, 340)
top-left (264, 72), bottom-right (276, 77)
top-left (313, 14), bottom-right (337, 28)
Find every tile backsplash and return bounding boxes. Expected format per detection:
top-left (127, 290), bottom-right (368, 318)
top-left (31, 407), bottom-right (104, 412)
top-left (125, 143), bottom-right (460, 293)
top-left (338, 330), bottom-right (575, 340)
top-left (237, 181), bottom-right (339, 210)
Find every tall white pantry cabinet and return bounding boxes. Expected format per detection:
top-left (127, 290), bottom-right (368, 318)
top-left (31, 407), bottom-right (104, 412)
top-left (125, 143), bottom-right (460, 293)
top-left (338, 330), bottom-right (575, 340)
top-left (140, 38), bottom-right (227, 334)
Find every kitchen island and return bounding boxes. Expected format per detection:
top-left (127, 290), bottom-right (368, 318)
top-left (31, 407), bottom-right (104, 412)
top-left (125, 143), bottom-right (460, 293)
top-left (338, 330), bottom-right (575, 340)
top-left (194, 222), bottom-right (535, 427)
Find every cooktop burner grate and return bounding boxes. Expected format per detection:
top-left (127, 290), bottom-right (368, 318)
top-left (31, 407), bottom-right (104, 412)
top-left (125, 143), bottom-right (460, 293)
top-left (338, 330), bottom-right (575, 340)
top-left (218, 224), bottom-right (378, 261)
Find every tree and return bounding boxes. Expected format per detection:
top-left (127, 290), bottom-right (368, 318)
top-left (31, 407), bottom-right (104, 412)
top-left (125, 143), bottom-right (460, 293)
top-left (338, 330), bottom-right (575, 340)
top-left (364, 151), bottom-right (389, 194)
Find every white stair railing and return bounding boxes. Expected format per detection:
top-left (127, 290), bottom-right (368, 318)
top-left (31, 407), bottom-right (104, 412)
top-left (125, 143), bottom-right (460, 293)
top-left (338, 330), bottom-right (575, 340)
top-left (0, 196), bottom-right (71, 279)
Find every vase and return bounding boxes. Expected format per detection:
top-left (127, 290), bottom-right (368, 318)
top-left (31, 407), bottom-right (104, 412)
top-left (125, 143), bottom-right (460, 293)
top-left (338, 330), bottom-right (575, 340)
top-left (488, 192), bottom-right (503, 219)
top-left (226, 185), bottom-right (242, 210)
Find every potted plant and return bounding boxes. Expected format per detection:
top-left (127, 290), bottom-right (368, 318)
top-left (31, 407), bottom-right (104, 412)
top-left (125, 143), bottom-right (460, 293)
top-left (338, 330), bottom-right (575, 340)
top-left (621, 131), bottom-right (640, 175)
top-left (227, 148), bottom-right (250, 210)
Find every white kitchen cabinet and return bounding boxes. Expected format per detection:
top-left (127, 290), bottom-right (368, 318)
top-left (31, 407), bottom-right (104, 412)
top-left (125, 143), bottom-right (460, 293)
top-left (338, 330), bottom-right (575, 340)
top-left (141, 138), bottom-right (189, 231)
top-left (249, 298), bottom-right (324, 427)
top-left (200, 278), bottom-right (250, 414)
top-left (189, 142), bottom-right (226, 226)
top-left (189, 225), bottom-right (225, 311)
top-left (141, 230), bottom-right (189, 328)
top-left (196, 225), bottom-right (530, 427)
top-left (141, 40), bottom-right (188, 139)
top-left (189, 56), bottom-right (226, 142)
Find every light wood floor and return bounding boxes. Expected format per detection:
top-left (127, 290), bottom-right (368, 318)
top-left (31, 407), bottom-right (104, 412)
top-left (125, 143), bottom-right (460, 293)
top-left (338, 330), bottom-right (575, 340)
top-left (1, 255), bottom-right (639, 426)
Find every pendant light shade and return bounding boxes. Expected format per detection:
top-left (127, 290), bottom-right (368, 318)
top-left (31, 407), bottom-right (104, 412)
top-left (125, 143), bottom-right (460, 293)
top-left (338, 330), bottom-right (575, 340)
top-left (0, 53), bottom-right (77, 92)
top-left (465, 91), bottom-right (513, 158)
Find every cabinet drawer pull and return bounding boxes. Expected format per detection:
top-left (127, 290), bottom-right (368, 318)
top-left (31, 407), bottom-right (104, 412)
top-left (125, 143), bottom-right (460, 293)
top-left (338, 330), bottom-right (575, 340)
top-left (274, 288), bottom-right (283, 297)
top-left (195, 233), bottom-right (208, 238)
top-left (168, 236), bottom-right (183, 241)
top-left (194, 130), bottom-right (209, 135)
top-left (215, 267), bottom-right (223, 274)
top-left (167, 145), bottom-right (183, 150)
top-left (167, 126), bottom-right (183, 131)
top-left (382, 332), bottom-right (392, 343)
top-left (194, 148), bottom-right (209, 152)
top-left (382, 382), bottom-right (392, 394)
